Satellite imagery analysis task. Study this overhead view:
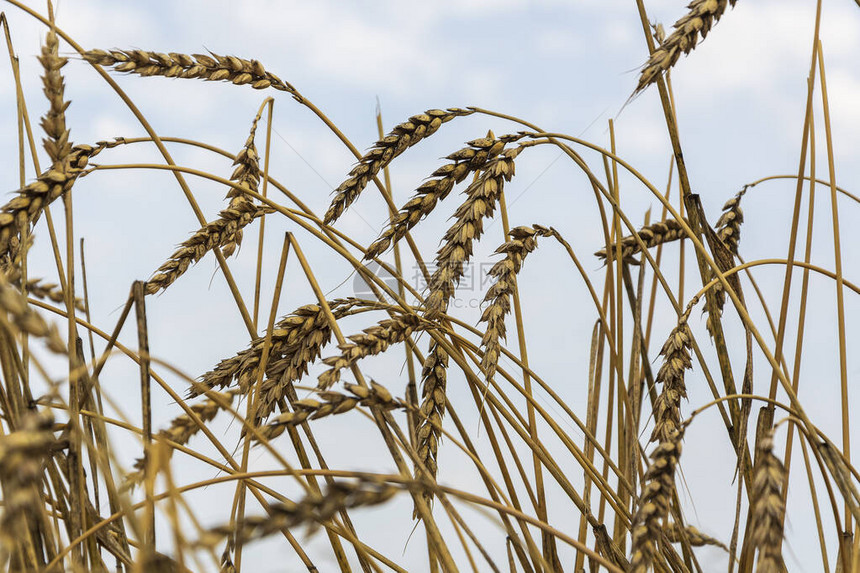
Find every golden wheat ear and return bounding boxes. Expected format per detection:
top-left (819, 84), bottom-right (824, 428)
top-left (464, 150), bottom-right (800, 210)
top-left (635, 0), bottom-right (739, 94)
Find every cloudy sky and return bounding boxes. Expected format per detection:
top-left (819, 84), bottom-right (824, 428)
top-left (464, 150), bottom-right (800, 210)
top-left (2, 1), bottom-right (859, 571)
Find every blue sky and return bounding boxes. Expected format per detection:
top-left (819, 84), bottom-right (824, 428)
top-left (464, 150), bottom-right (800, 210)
top-left (2, 1), bottom-right (859, 571)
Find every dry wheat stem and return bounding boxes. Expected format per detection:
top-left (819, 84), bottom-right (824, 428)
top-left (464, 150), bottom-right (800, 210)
top-left (323, 108), bottom-right (475, 225)
top-left (636, 0), bottom-right (740, 93)
top-left (479, 225), bottom-right (556, 383)
top-left (146, 113), bottom-right (268, 295)
top-left (750, 430), bottom-right (786, 573)
top-left (258, 381), bottom-right (406, 441)
top-left (629, 428), bottom-right (684, 573)
top-left (425, 145), bottom-right (524, 320)
top-left (594, 218), bottom-right (688, 264)
top-left (364, 134), bottom-right (524, 260)
top-left (83, 49), bottom-right (298, 94)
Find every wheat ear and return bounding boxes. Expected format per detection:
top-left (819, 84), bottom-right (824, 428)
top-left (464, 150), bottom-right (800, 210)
top-left (212, 478), bottom-right (397, 541)
top-left (126, 390), bottom-right (239, 488)
top-left (364, 134), bottom-right (523, 260)
top-left (413, 342), bottom-right (449, 512)
top-left (322, 108), bottom-right (475, 225)
top-left (0, 411), bottom-right (56, 568)
top-left (84, 49), bottom-right (298, 94)
top-left (425, 145), bottom-right (524, 320)
top-left (194, 299), bottom-right (358, 408)
top-left (146, 111), bottom-right (269, 295)
top-left (629, 428), bottom-right (685, 573)
top-left (636, 0), bottom-right (740, 93)
top-left (259, 381), bottom-right (405, 441)
top-left (594, 218), bottom-right (688, 264)
top-left (749, 429), bottom-right (786, 573)
top-left (0, 274), bottom-right (65, 353)
top-left (650, 317), bottom-right (693, 444)
top-left (479, 225), bottom-right (556, 382)
top-left (317, 313), bottom-right (425, 389)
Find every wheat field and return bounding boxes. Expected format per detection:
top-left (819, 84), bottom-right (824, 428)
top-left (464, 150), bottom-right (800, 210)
top-left (0, 1), bottom-right (859, 572)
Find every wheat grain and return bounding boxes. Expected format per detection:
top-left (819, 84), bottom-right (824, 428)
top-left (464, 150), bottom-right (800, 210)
top-left (594, 218), bottom-right (688, 264)
top-left (636, 0), bottom-right (740, 93)
top-left (749, 429), bottom-right (786, 573)
top-left (364, 134), bottom-right (523, 260)
top-left (425, 146), bottom-right (523, 320)
top-left (629, 428), bottom-right (684, 573)
top-left (322, 108), bottom-right (475, 225)
top-left (83, 49), bottom-right (298, 95)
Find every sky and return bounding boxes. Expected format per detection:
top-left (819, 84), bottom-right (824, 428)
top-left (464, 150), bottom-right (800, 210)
top-left (1, 1), bottom-right (859, 571)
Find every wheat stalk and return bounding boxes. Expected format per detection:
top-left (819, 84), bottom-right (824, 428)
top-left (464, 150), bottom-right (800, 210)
top-left (83, 49), bottom-right (298, 94)
top-left (636, 0), bottom-right (740, 93)
top-left (364, 134), bottom-right (523, 260)
top-left (595, 218), bottom-right (688, 264)
top-left (322, 108), bottom-right (475, 225)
